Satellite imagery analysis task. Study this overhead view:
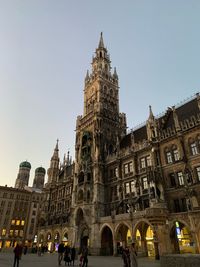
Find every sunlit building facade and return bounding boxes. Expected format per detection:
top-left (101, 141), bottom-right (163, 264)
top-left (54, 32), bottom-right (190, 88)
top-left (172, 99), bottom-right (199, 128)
top-left (37, 34), bottom-right (200, 257)
top-left (0, 162), bottom-right (45, 249)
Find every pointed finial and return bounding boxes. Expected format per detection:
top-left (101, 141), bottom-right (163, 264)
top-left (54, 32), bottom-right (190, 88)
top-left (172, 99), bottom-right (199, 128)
top-left (149, 105), bottom-right (154, 120)
top-left (85, 70), bottom-right (89, 82)
top-left (98, 32), bottom-right (104, 48)
top-left (114, 67), bottom-right (118, 79)
top-left (56, 139), bottom-right (59, 149)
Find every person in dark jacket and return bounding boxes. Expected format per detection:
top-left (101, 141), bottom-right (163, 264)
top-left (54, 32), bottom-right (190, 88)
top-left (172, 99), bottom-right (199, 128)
top-left (58, 242), bottom-right (65, 265)
top-left (70, 247), bottom-right (76, 266)
top-left (13, 243), bottom-right (23, 267)
top-left (82, 246), bottom-right (88, 267)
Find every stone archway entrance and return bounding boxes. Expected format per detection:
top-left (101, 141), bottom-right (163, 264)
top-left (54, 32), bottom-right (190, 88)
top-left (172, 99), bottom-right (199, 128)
top-left (170, 221), bottom-right (196, 254)
top-left (116, 224), bottom-right (131, 254)
top-left (134, 221), bottom-right (155, 257)
top-left (75, 208), bottom-right (90, 252)
top-left (80, 228), bottom-right (89, 250)
top-left (101, 226), bottom-right (113, 255)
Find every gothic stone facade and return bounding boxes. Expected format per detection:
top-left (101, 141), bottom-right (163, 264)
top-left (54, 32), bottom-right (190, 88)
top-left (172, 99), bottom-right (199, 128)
top-left (37, 34), bottom-right (200, 257)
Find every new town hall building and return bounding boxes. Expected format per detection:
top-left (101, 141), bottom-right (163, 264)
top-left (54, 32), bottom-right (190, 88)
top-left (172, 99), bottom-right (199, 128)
top-left (36, 34), bottom-right (200, 257)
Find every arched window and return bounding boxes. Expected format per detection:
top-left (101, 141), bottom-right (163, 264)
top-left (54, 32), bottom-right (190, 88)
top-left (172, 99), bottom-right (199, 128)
top-left (188, 137), bottom-right (198, 156)
top-left (172, 145), bottom-right (180, 162)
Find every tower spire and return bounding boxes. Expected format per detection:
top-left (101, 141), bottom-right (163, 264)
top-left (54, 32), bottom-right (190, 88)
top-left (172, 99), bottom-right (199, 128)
top-left (98, 32), bottom-right (104, 48)
top-left (148, 105), bottom-right (154, 121)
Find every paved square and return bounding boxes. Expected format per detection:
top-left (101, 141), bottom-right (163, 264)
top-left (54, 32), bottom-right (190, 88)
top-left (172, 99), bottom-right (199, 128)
top-left (0, 252), bottom-right (160, 267)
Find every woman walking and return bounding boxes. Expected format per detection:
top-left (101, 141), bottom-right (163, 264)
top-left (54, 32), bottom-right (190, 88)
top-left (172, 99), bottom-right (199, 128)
top-left (129, 243), bottom-right (138, 267)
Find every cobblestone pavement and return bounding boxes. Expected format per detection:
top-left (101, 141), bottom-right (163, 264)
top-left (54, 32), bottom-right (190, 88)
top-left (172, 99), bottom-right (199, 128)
top-left (0, 252), bottom-right (161, 267)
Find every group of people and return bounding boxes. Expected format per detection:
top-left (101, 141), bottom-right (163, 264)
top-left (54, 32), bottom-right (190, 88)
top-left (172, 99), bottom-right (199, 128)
top-left (57, 242), bottom-right (89, 267)
top-left (58, 242), bottom-right (76, 266)
top-left (122, 243), bottom-right (138, 267)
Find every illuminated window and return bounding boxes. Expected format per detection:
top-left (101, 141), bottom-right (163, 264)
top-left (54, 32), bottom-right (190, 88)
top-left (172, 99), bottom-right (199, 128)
top-left (173, 149), bottom-right (180, 161)
top-left (16, 220), bottom-right (20, 226)
top-left (130, 181), bottom-right (135, 192)
top-left (21, 220), bottom-right (25, 226)
top-left (124, 162), bottom-right (133, 174)
top-left (125, 183), bottom-right (130, 194)
top-left (124, 164), bottom-right (129, 174)
top-left (146, 155), bottom-right (151, 166)
top-left (142, 177), bottom-right (148, 190)
top-left (9, 230), bottom-right (13, 236)
top-left (166, 152), bottom-right (173, 164)
top-left (19, 230), bottom-right (23, 237)
top-left (177, 172), bottom-right (184, 185)
top-left (2, 229), bottom-right (6, 236)
top-left (14, 230), bottom-right (18, 236)
top-left (140, 158), bottom-right (146, 169)
top-left (114, 167), bottom-right (118, 178)
top-left (191, 143), bottom-right (198, 156)
top-left (196, 166), bottom-right (200, 181)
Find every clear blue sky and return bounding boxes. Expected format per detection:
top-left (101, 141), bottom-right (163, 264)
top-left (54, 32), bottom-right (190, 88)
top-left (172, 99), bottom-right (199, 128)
top-left (0, 0), bottom-right (200, 187)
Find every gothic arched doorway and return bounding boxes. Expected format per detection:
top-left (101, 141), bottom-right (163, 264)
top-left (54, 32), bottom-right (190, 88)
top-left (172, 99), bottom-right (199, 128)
top-left (134, 221), bottom-right (155, 257)
top-left (101, 226), bottom-right (113, 255)
top-left (170, 221), bottom-right (196, 254)
top-left (116, 223), bottom-right (131, 254)
top-left (75, 208), bottom-right (90, 252)
top-left (80, 228), bottom-right (89, 251)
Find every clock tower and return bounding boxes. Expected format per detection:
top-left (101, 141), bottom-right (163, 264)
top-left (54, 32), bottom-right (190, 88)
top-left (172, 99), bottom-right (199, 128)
top-left (71, 33), bottom-right (126, 252)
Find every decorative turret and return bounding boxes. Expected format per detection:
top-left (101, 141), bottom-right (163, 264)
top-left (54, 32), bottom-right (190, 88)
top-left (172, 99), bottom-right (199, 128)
top-left (172, 106), bottom-right (181, 132)
top-left (47, 140), bottom-right (60, 184)
top-left (33, 167), bottom-right (46, 190)
top-left (146, 105), bottom-right (158, 141)
top-left (15, 161), bottom-right (31, 189)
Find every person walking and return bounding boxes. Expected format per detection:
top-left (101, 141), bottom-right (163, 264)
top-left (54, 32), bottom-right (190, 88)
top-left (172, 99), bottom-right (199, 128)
top-left (129, 243), bottom-right (138, 267)
top-left (58, 242), bottom-right (65, 265)
top-left (122, 247), bottom-right (131, 267)
top-left (81, 246), bottom-right (88, 267)
top-left (13, 243), bottom-right (23, 267)
top-left (70, 247), bottom-right (76, 266)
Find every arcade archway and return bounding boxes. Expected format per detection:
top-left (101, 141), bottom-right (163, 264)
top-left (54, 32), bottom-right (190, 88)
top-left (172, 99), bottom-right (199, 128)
top-left (170, 221), bottom-right (196, 254)
top-left (101, 226), bottom-right (113, 255)
top-left (116, 223), bottom-right (132, 254)
top-left (134, 221), bottom-right (155, 257)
